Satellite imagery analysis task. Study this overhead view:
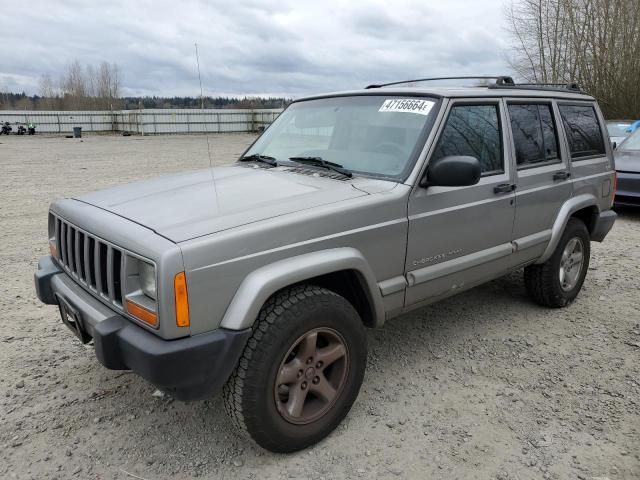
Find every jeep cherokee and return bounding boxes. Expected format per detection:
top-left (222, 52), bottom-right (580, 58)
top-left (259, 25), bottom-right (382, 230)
top-left (34, 76), bottom-right (617, 452)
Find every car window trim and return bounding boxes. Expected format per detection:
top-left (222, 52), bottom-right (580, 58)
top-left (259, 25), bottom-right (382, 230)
top-left (506, 100), bottom-right (562, 169)
top-left (556, 101), bottom-right (607, 161)
top-left (430, 99), bottom-right (506, 178)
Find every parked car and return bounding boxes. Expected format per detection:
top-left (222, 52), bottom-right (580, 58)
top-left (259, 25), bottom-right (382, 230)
top-left (607, 120), bottom-right (640, 146)
top-left (614, 128), bottom-right (640, 207)
top-left (35, 76), bottom-right (617, 453)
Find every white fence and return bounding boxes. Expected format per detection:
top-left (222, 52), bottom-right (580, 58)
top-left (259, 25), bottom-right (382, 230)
top-left (0, 108), bottom-right (283, 135)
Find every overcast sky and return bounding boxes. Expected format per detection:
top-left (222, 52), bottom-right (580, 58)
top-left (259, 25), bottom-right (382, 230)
top-left (0, 0), bottom-right (509, 98)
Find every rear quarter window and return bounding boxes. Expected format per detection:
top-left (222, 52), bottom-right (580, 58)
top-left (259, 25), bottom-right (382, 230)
top-left (558, 104), bottom-right (606, 159)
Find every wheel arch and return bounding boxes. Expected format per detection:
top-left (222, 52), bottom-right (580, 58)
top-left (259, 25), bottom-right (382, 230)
top-left (219, 248), bottom-right (385, 330)
top-left (537, 194), bottom-right (599, 264)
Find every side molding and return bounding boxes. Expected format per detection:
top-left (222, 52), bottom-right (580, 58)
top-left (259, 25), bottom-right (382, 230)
top-left (378, 276), bottom-right (407, 296)
top-left (219, 248), bottom-right (386, 330)
top-left (536, 194), bottom-right (599, 264)
top-left (407, 243), bottom-right (513, 287)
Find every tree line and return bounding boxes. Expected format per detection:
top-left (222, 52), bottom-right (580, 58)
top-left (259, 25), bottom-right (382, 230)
top-left (506, 0), bottom-right (640, 119)
top-left (120, 96), bottom-right (290, 110)
top-left (0, 91), bottom-right (290, 111)
top-left (0, 59), bottom-right (289, 111)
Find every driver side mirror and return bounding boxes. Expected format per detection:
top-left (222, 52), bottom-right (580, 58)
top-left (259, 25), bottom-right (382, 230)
top-left (420, 155), bottom-right (481, 188)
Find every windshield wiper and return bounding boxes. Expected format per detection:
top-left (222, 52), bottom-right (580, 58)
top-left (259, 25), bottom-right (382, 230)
top-left (240, 153), bottom-right (278, 167)
top-left (288, 156), bottom-right (353, 178)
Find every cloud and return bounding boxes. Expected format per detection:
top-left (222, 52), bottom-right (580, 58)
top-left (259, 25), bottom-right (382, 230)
top-left (0, 0), bottom-right (509, 98)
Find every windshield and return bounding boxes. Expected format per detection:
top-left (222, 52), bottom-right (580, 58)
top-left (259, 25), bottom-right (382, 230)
top-left (243, 95), bottom-right (438, 179)
top-left (607, 122), bottom-right (631, 137)
top-left (619, 129), bottom-right (640, 151)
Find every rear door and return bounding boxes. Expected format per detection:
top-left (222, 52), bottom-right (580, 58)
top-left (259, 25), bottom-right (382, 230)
top-left (506, 100), bottom-right (572, 260)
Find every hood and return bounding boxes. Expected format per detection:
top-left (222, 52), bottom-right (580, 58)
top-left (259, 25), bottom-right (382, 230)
top-left (614, 150), bottom-right (640, 173)
top-left (75, 165), bottom-right (372, 242)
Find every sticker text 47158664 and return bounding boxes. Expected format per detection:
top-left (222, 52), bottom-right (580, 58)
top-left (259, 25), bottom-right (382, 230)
top-left (379, 98), bottom-right (435, 116)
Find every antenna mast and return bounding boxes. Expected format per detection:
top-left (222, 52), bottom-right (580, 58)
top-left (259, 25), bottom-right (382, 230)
top-left (194, 42), bottom-right (218, 207)
top-left (195, 42), bottom-right (204, 109)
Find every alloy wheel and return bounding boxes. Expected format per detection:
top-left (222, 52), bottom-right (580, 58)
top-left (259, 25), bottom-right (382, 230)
top-left (559, 237), bottom-right (584, 291)
top-left (274, 327), bottom-right (349, 425)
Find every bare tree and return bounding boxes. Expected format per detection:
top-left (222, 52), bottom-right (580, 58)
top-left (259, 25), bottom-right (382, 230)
top-left (110, 62), bottom-right (120, 102)
top-left (59, 59), bottom-right (88, 109)
top-left (38, 73), bottom-right (60, 109)
top-left (506, 0), bottom-right (640, 118)
top-left (96, 62), bottom-right (111, 99)
top-left (51, 59), bottom-right (124, 109)
top-left (95, 62), bottom-right (121, 108)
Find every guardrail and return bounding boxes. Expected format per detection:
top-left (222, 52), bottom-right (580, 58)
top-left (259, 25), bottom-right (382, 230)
top-left (0, 108), bottom-right (283, 135)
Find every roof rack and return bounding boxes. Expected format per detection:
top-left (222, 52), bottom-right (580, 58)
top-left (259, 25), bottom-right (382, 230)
top-left (365, 76), bottom-right (515, 89)
top-left (489, 81), bottom-right (582, 93)
top-left (365, 76), bottom-right (584, 93)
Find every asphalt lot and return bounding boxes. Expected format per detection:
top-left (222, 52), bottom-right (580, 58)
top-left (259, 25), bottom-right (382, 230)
top-left (0, 134), bottom-right (638, 479)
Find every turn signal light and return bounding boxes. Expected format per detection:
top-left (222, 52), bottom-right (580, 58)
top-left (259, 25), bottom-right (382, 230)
top-left (49, 240), bottom-right (58, 259)
top-left (126, 300), bottom-right (158, 327)
top-left (174, 271), bottom-right (190, 327)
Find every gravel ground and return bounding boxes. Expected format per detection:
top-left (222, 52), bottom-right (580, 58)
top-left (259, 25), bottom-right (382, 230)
top-left (0, 134), bottom-right (638, 480)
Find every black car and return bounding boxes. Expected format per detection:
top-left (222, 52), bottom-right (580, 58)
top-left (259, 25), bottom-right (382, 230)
top-left (614, 128), bottom-right (640, 207)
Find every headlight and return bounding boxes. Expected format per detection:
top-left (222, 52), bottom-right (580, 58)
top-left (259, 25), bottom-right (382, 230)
top-left (139, 262), bottom-right (157, 300)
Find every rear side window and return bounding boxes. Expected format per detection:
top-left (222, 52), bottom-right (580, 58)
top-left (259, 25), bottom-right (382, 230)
top-left (432, 104), bottom-right (503, 175)
top-left (508, 104), bottom-right (559, 167)
top-left (558, 105), bottom-right (605, 159)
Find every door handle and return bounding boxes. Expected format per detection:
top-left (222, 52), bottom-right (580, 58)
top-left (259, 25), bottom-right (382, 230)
top-left (494, 183), bottom-right (516, 194)
top-left (553, 171), bottom-right (571, 181)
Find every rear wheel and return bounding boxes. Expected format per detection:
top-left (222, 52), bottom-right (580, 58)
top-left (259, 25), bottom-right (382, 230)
top-left (223, 285), bottom-right (367, 453)
top-left (524, 218), bottom-right (590, 307)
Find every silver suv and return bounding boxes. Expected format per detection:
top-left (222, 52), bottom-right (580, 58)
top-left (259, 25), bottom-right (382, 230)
top-left (34, 76), bottom-right (617, 452)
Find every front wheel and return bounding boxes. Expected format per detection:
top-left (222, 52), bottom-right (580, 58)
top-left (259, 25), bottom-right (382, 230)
top-left (223, 285), bottom-right (367, 453)
top-left (524, 218), bottom-right (591, 307)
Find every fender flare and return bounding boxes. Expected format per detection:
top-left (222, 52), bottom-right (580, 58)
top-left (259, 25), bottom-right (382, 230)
top-left (219, 247), bottom-right (386, 330)
top-left (536, 193), bottom-right (599, 264)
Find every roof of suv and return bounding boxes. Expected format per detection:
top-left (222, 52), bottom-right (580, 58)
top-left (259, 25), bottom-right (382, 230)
top-left (296, 86), bottom-right (595, 103)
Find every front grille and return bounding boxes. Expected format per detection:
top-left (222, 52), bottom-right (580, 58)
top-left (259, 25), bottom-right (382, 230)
top-left (54, 216), bottom-right (124, 308)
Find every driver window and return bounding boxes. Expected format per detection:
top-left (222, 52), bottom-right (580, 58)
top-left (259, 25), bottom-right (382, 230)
top-left (431, 104), bottom-right (504, 176)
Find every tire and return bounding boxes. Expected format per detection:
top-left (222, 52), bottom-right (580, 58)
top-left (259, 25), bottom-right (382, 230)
top-left (223, 284), bottom-right (367, 453)
top-left (524, 218), bottom-right (591, 308)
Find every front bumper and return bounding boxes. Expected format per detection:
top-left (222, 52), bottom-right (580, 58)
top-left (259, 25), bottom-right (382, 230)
top-left (34, 256), bottom-right (250, 401)
top-left (615, 171), bottom-right (640, 207)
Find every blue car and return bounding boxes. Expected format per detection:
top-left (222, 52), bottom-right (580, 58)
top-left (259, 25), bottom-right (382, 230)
top-left (607, 120), bottom-right (637, 145)
top-left (626, 120), bottom-right (640, 133)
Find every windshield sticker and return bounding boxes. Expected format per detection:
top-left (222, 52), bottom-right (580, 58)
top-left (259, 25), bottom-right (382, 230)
top-left (379, 98), bottom-right (435, 116)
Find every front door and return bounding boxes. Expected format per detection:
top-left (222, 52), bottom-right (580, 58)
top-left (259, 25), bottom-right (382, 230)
top-left (405, 99), bottom-right (516, 307)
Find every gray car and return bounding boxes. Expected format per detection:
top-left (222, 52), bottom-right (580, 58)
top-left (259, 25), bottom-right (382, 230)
top-left (614, 128), bottom-right (640, 206)
top-left (34, 76), bottom-right (617, 452)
